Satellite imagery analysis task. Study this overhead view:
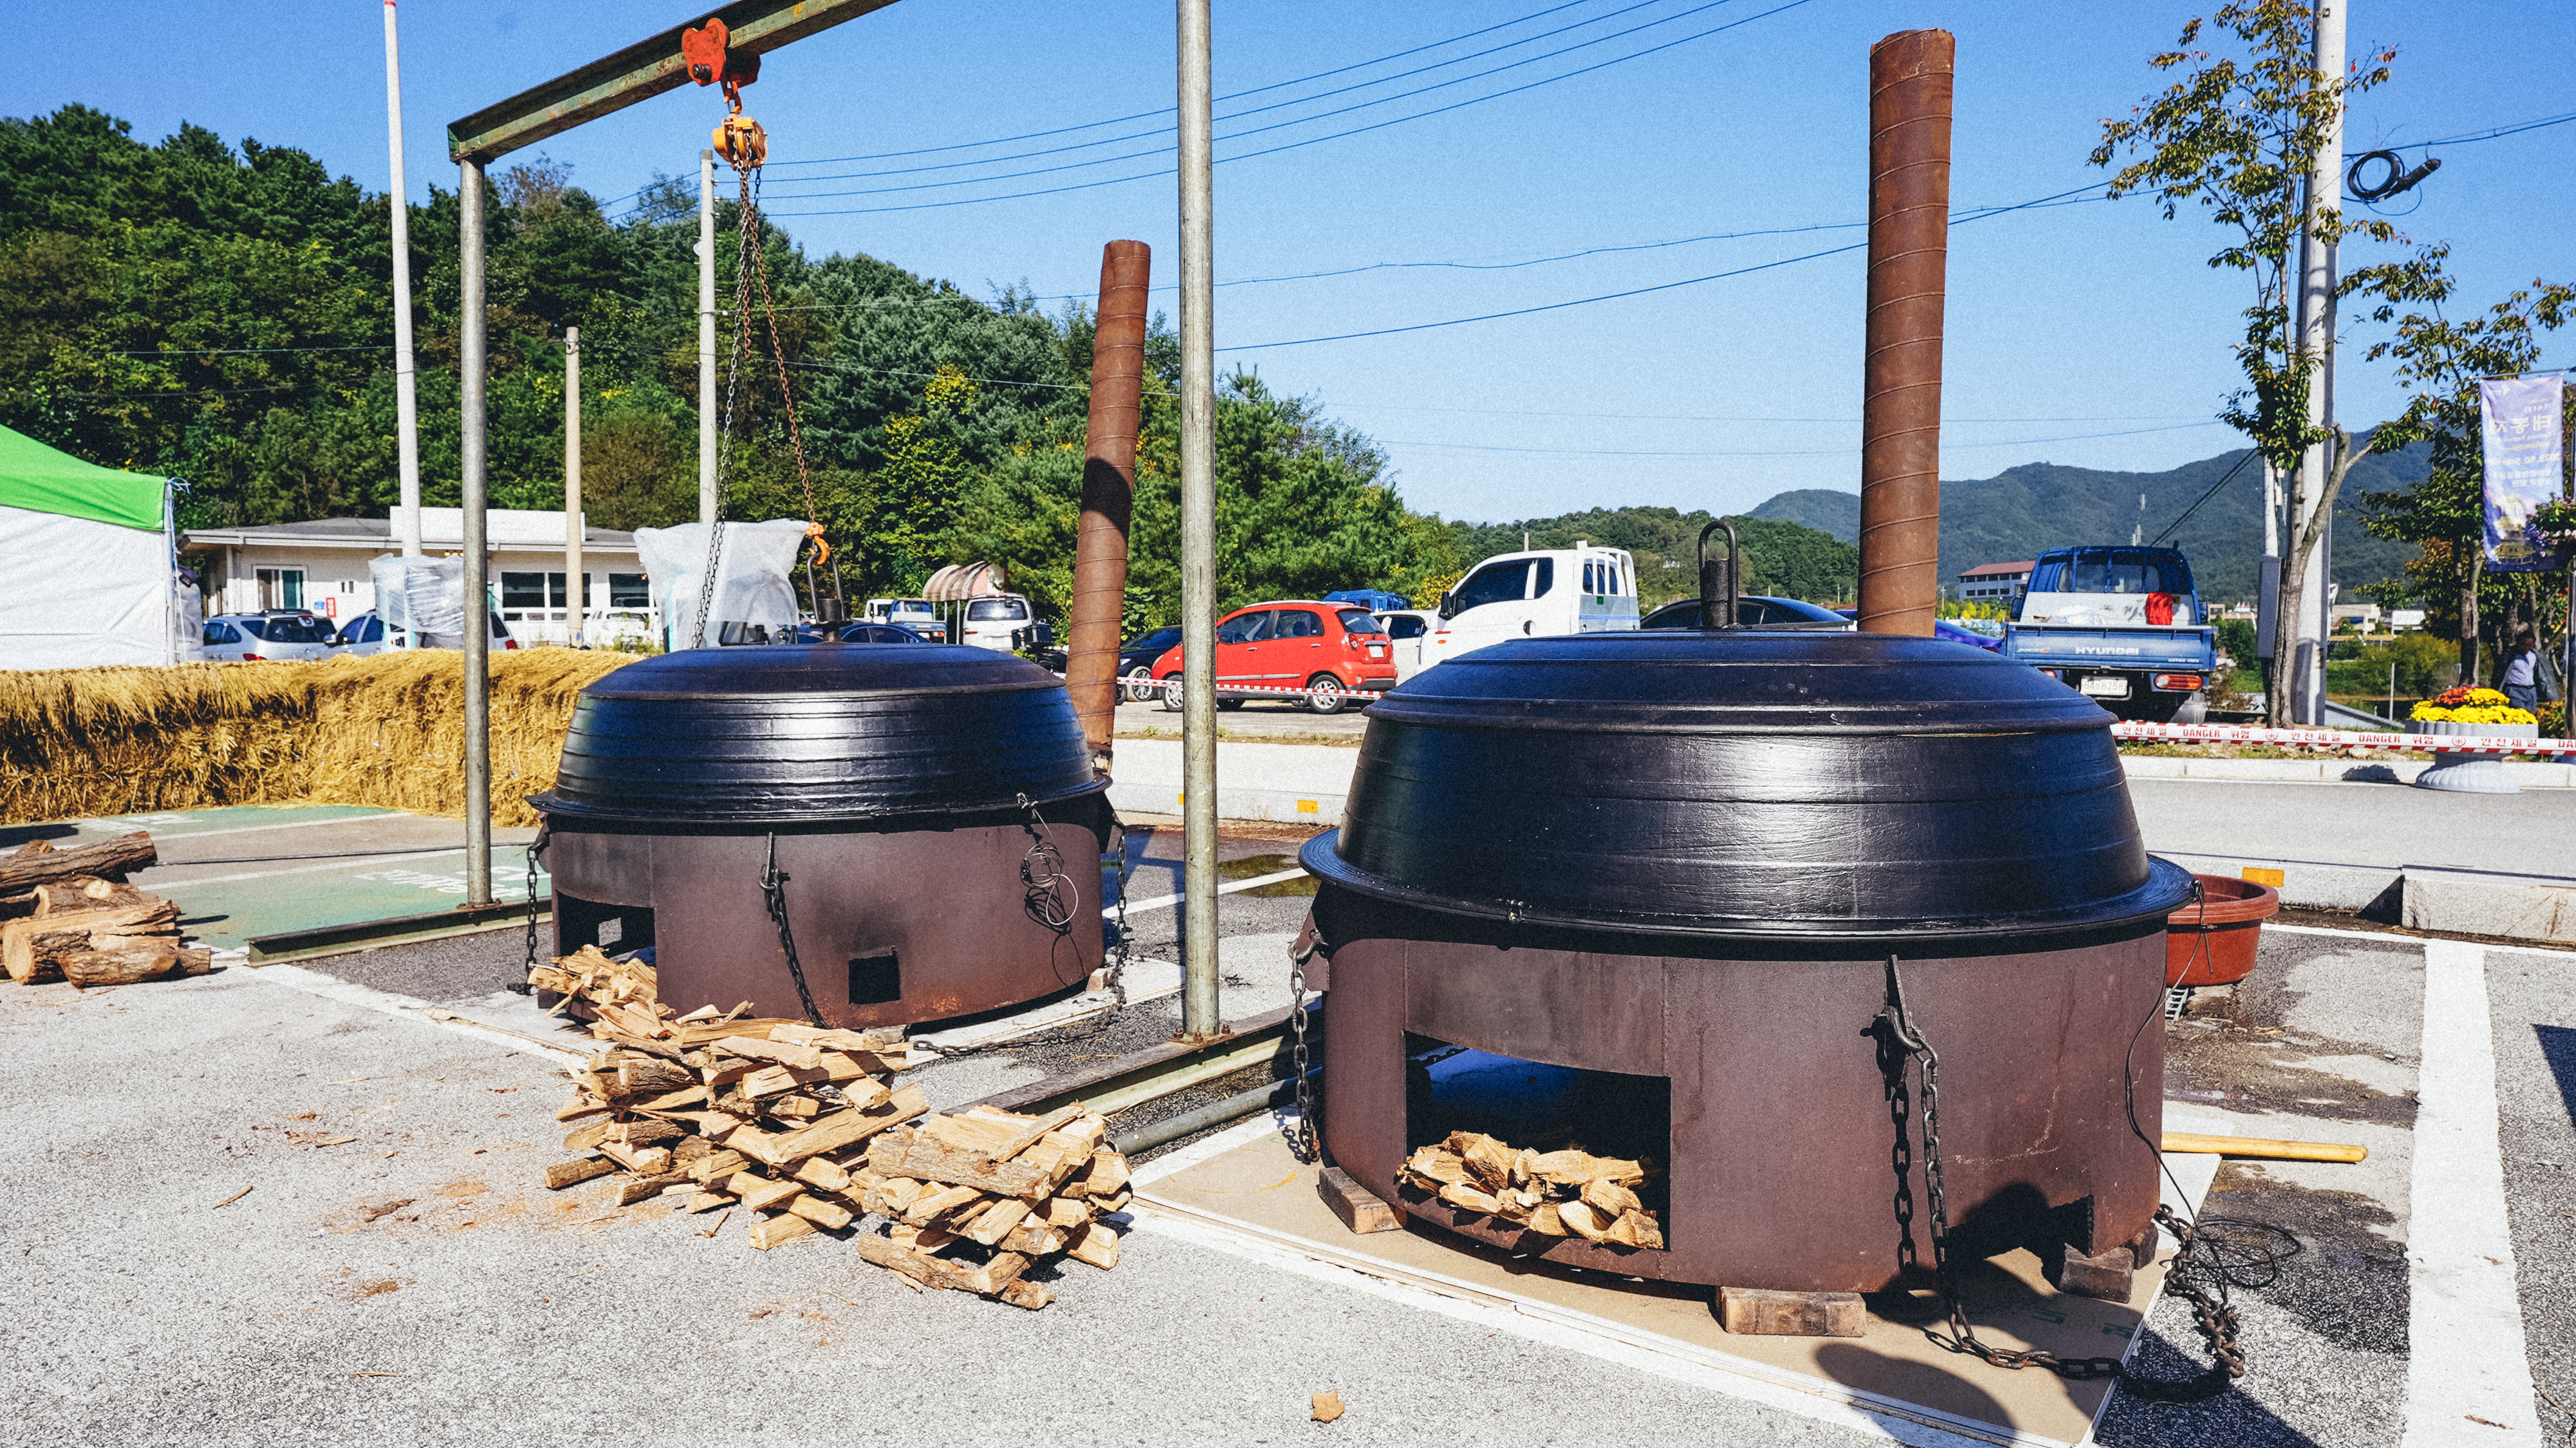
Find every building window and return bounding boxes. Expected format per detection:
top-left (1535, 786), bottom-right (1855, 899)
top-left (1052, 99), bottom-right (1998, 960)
top-left (609, 573), bottom-right (649, 608)
top-left (253, 567), bottom-right (304, 610)
top-left (501, 572), bottom-right (549, 609)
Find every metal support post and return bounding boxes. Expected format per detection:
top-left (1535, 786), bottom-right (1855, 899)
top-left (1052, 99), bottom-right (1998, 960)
top-left (385, 0), bottom-right (422, 559)
top-left (564, 326), bottom-right (583, 647)
top-left (2288, 0), bottom-right (2343, 726)
top-left (699, 150), bottom-right (719, 525)
top-left (1177, 0), bottom-right (1220, 1042)
top-left (460, 159), bottom-right (493, 906)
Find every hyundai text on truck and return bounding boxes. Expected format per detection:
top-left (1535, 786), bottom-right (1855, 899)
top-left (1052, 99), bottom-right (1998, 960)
top-left (2002, 545), bottom-right (2217, 722)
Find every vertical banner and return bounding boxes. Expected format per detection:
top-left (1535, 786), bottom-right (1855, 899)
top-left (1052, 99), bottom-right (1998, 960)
top-left (2480, 375), bottom-right (2567, 572)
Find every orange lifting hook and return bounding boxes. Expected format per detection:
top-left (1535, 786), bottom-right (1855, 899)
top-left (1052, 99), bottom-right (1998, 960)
top-left (681, 19), bottom-right (767, 168)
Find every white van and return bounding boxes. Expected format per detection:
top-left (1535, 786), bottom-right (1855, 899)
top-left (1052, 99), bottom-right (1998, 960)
top-left (1422, 544), bottom-right (1639, 667)
top-left (957, 593), bottom-right (1049, 652)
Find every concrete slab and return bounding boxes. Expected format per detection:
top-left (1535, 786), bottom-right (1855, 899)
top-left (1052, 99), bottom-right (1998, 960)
top-left (2403, 866), bottom-right (2576, 946)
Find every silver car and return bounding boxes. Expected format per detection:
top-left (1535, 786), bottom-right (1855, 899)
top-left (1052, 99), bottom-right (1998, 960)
top-left (203, 611), bottom-right (343, 662)
top-left (334, 609), bottom-right (521, 656)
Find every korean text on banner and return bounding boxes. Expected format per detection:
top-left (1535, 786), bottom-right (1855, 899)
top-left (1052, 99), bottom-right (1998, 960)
top-left (2479, 375), bottom-right (2567, 573)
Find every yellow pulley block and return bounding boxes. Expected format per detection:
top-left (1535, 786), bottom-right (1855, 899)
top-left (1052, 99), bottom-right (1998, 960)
top-left (714, 114), bottom-right (768, 170)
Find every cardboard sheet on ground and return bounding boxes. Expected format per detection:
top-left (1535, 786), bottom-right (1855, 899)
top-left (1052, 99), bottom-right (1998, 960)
top-left (1136, 1121), bottom-right (2228, 1448)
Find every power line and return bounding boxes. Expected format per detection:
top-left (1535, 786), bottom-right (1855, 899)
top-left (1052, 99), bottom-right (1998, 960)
top-left (1219, 181), bottom-right (2109, 350)
top-left (2148, 447), bottom-right (2258, 544)
top-left (761, 0), bottom-right (1725, 193)
top-left (759, 0), bottom-right (1618, 168)
top-left (761, 0), bottom-right (1818, 217)
top-left (1379, 420), bottom-right (2228, 459)
top-left (2414, 109), bottom-right (2576, 148)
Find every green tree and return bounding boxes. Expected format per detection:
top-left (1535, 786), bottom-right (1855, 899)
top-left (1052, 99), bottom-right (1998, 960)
top-left (2092, 2), bottom-right (2450, 723)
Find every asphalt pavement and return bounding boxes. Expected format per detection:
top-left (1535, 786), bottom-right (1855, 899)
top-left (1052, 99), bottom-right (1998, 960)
top-left (6, 813), bottom-right (2574, 1446)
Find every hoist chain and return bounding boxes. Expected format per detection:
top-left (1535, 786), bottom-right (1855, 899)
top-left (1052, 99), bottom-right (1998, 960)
top-left (759, 832), bottom-right (825, 1027)
top-left (920, 805), bottom-right (1136, 1063)
top-left (511, 824), bottom-right (550, 994)
top-left (1872, 955), bottom-right (2244, 1403)
top-left (1285, 923), bottom-right (1326, 1164)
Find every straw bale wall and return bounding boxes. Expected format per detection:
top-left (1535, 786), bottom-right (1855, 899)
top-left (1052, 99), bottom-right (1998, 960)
top-left (0, 650), bottom-right (632, 827)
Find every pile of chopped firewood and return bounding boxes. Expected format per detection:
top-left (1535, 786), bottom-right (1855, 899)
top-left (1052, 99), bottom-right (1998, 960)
top-left (529, 943), bottom-right (656, 1014)
top-left (2, 841), bottom-right (208, 988)
top-left (547, 1000), bottom-right (930, 1247)
top-left (541, 991), bottom-right (1128, 1310)
top-left (852, 1103), bottom-right (1132, 1310)
top-left (1400, 1130), bottom-right (1665, 1249)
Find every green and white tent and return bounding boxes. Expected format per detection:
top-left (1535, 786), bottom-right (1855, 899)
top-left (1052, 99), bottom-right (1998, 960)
top-left (0, 425), bottom-right (202, 668)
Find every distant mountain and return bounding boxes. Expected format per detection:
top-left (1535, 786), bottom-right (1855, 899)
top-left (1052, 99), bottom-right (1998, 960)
top-left (1742, 442), bottom-right (2430, 604)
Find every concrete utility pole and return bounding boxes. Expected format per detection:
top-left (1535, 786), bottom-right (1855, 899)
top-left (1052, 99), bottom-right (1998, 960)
top-left (699, 150), bottom-right (719, 525)
top-left (459, 160), bottom-right (493, 906)
top-left (564, 326), bottom-right (584, 647)
top-left (1177, 0), bottom-right (1221, 1042)
top-left (384, 0), bottom-right (422, 559)
top-left (2289, 0), bottom-right (2344, 725)
top-left (1857, 29), bottom-right (1953, 637)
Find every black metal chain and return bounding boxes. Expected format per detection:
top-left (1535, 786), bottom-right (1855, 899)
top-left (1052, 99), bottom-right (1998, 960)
top-left (510, 825), bottom-right (550, 994)
top-left (1286, 920), bottom-right (1326, 1164)
top-left (759, 832), bottom-right (824, 1026)
top-left (1873, 954), bottom-right (2246, 1403)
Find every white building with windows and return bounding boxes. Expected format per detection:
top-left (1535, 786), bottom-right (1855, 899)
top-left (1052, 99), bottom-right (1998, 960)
top-left (1957, 560), bottom-right (2035, 605)
top-left (180, 510), bottom-right (656, 646)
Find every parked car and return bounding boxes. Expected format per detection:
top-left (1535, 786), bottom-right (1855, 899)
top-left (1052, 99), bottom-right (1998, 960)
top-left (205, 610), bottom-right (343, 662)
top-left (831, 623), bottom-right (929, 643)
top-left (1149, 601), bottom-right (1398, 714)
top-left (333, 609), bottom-right (519, 657)
top-left (1323, 588), bottom-right (1414, 614)
top-left (1115, 626), bottom-right (1182, 699)
top-left (1373, 609), bottom-right (1439, 682)
top-left (1639, 595), bottom-right (1854, 630)
top-left (1417, 545), bottom-right (1640, 669)
top-left (953, 593), bottom-right (1053, 653)
top-left (1811, 609), bottom-right (2004, 651)
top-left (861, 597), bottom-right (944, 636)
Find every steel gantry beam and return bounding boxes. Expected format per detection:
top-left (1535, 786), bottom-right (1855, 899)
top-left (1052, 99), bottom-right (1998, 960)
top-left (446, 0), bottom-right (903, 163)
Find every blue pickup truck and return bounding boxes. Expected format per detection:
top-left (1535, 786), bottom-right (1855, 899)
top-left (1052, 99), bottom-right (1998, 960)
top-left (2001, 546), bottom-right (2218, 722)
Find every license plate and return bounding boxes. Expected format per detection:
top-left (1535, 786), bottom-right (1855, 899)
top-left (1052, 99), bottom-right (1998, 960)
top-left (2078, 675), bottom-right (2131, 698)
top-left (1368, 646), bottom-right (1385, 658)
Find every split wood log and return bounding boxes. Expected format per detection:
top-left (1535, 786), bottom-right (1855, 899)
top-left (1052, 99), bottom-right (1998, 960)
top-left (61, 943), bottom-right (211, 988)
top-left (544, 1156), bottom-right (617, 1190)
top-left (33, 876), bottom-right (156, 917)
top-left (851, 1234), bottom-right (1030, 1296)
top-left (783, 1193), bottom-right (854, 1230)
top-left (617, 1170), bottom-right (693, 1207)
top-left (0, 832), bottom-right (155, 895)
top-left (1064, 1221), bottom-right (1122, 1270)
top-left (997, 1280), bottom-right (1055, 1311)
top-left (748, 1212), bottom-right (817, 1250)
top-left (5, 900), bottom-right (180, 983)
top-left (731, 1085), bottom-right (926, 1169)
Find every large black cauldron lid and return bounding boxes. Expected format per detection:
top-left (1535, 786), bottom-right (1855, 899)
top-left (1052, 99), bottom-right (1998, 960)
top-left (533, 643), bottom-right (1102, 825)
top-left (1300, 629), bottom-right (2194, 941)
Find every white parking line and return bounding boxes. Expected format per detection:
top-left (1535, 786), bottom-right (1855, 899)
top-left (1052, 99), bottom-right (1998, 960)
top-left (2400, 940), bottom-right (2541, 1443)
top-left (146, 847), bottom-right (476, 889)
top-left (1111, 866), bottom-right (1308, 916)
top-left (81, 811), bottom-right (411, 841)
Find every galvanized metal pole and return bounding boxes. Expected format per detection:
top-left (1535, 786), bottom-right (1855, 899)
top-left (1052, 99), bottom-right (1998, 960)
top-left (460, 159), bottom-right (493, 906)
top-left (564, 326), bottom-right (583, 647)
top-left (384, 0), bottom-right (422, 560)
top-left (699, 150), bottom-right (719, 525)
top-left (2289, 0), bottom-right (2343, 725)
top-left (1857, 29), bottom-right (1952, 637)
top-left (1177, 0), bottom-right (1221, 1041)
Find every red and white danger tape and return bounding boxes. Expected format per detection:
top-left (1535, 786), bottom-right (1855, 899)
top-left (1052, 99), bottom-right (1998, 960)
top-left (2112, 720), bottom-right (2572, 756)
top-left (1181, 681), bottom-right (1393, 703)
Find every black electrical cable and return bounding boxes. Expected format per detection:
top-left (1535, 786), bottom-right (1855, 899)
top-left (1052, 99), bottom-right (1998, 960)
top-left (2150, 448), bottom-right (2260, 545)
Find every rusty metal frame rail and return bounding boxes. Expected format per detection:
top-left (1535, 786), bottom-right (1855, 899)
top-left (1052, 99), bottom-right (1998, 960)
top-left (973, 1000), bottom-right (1321, 1121)
top-left (447, 0), bottom-right (902, 162)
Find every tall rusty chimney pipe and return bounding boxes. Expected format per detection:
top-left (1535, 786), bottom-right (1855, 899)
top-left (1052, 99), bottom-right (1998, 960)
top-left (1066, 239), bottom-right (1152, 771)
top-left (1859, 29), bottom-right (1953, 637)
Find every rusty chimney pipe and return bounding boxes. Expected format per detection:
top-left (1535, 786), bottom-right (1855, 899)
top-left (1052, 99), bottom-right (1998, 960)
top-left (1858, 29), bottom-right (1952, 637)
top-left (1066, 239), bottom-right (1152, 771)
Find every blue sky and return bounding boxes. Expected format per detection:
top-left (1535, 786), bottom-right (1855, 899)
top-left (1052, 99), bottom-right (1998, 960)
top-left (10, 0), bottom-right (2571, 524)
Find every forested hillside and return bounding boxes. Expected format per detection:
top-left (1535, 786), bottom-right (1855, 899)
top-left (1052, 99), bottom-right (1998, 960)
top-left (1743, 443), bottom-right (2431, 604)
top-left (0, 106), bottom-right (1453, 625)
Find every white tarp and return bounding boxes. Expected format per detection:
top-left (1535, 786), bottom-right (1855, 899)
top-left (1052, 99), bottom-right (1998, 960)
top-left (0, 500), bottom-right (197, 670)
top-left (633, 519), bottom-right (809, 650)
top-left (368, 555), bottom-right (470, 643)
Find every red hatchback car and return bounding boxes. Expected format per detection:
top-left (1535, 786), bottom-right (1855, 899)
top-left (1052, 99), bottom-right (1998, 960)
top-left (1150, 601), bottom-right (1399, 714)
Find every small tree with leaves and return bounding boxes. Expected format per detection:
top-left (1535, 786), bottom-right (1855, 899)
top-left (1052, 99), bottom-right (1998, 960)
top-left (2356, 284), bottom-right (2574, 683)
top-left (2091, 1), bottom-right (2450, 723)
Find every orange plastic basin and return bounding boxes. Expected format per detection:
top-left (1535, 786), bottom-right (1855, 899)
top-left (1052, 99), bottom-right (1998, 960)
top-left (2165, 873), bottom-right (2283, 986)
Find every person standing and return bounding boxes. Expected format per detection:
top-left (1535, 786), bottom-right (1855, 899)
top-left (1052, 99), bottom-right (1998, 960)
top-left (2499, 627), bottom-right (2543, 715)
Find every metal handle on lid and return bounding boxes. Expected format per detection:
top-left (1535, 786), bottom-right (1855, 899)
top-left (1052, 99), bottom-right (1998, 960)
top-left (1697, 519), bottom-right (1742, 630)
